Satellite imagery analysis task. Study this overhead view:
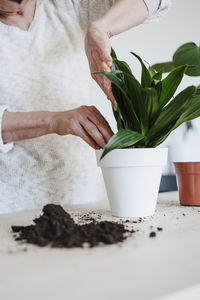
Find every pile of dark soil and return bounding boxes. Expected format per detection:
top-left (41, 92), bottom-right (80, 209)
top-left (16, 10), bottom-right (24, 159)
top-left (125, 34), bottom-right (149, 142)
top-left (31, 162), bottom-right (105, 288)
top-left (12, 204), bottom-right (131, 248)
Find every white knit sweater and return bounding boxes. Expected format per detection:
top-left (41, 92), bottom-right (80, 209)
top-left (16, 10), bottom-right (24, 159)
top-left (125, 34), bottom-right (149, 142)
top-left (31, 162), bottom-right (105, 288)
top-left (0, 0), bottom-right (171, 214)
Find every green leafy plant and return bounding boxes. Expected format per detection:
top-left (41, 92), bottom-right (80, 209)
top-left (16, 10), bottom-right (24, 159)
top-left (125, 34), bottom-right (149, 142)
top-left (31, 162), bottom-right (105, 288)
top-left (152, 42), bottom-right (200, 132)
top-left (152, 42), bottom-right (200, 76)
top-left (94, 48), bottom-right (200, 159)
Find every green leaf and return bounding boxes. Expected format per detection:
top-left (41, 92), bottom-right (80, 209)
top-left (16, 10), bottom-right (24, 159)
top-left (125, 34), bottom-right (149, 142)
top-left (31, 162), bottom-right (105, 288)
top-left (173, 42), bottom-right (200, 76)
top-left (148, 123), bottom-right (177, 147)
top-left (100, 129), bottom-right (145, 159)
top-left (110, 61), bottom-right (126, 128)
top-left (111, 47), bottom-right (117, 59)
top-left (152, 43), bottom-right (200, 77)
top-left (130, 52), bottom-right (152, 87)
top-left (152, 72), bottom-right (162, 81)
top-left (112, 106), bottom-right (125, 130)
top-left (94, 70), bottom-right (140, 131)
top-left (159, 65), bottom-right (188, 108)
top-left (111, 86), bottom-right (126, 130)
top-left (186, 65), bottom-right (200, 76)
top-left (186, 121), bottom-right (193, 131)
top-left (108, 69), bottom-right (150, 134)
top-left (122, 73), bottom-right (143, 119)
top-left (148, 92), bottom-right (200, 147)
top-left (148, 66), bottom-right (157, 77)
top-left (148, 86), bottom-right (196, 140)
top-left (113, 59), bottom-right (133, 75)
top-left (152, 62), bottom-right (174, 73)
top-left (116, 115), bottom-right (125, 129)
top-left (174, 94), bottom-right (200, 128)
top-left (143, 87), bottom-right (159, 122)
top-left (114, 70), bottom-right (148, 133)
top-left (154, 81), bottom-right (162, 99)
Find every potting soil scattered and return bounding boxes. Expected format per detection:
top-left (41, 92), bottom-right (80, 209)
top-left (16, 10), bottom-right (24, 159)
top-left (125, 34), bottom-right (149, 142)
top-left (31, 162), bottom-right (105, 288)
top-left (12, 204), bottom-right (131, 248)
top-left (157, 227), bottom-right (163, 231)
top-left (149, 231), bottom-right (156, 238)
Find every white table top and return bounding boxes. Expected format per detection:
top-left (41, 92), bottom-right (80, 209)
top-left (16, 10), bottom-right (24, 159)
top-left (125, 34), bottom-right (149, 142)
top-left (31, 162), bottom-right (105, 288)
top-left (1, 192), bottom-right (200, 300)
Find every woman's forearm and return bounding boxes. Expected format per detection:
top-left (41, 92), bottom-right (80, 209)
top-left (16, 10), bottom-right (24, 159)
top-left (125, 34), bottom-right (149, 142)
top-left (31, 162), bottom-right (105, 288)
top-left (2, 111), bottom-right (53, 143)
top-left (1, 107), bottom-right (113, 149)
top-left (91, 0), bottom-right (149, 37)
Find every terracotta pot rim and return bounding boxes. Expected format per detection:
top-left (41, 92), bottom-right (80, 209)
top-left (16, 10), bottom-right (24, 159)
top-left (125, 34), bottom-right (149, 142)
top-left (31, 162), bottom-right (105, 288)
top-left (176, 172), bottom-right (200, 175)
top-left (181, 204), bottom-right (200, 207)
top-left (174, 162), bottom-right (200, 164)
top-left (174, 162), bottom-right (200, 174)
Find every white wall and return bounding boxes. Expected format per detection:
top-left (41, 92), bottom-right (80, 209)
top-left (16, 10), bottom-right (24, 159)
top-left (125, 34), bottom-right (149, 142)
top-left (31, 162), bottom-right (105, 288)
top-left (94, 0), bottom-right (200, 174)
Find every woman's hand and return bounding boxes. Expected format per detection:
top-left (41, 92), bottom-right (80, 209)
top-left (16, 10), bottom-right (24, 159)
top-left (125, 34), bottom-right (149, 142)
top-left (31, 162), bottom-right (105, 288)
top-left (84, 0), bottom-right (149, 110)
top-left (53, 105), bottom-right (114, 149)
top-left (2, 107), bottom-right (113, 148)
top-left (85, 23), bottom-right (117, 110)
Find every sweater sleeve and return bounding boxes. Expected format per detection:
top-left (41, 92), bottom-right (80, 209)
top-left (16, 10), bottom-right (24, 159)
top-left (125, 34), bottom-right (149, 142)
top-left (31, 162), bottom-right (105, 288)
top-left (72, 0), bottom-right (115, 33)
top-left (0, 106), bottom-right (13, 153)
top-left (143, 0), bottom-right (160, 17)
top-left (144, 0), bottom-right (172, 23)
top-left (72, 0), bottom-right (171, 32)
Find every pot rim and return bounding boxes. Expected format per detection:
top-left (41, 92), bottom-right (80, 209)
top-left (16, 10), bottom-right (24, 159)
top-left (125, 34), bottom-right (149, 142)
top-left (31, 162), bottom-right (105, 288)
top-left (174, 162), bottom-right (200, 164)
top-left (174, 162), bottom-right (200, 174)
top-left (96, 147), bottom-right (168, 168)
top-left (96, 147), bottom-right (168, 152)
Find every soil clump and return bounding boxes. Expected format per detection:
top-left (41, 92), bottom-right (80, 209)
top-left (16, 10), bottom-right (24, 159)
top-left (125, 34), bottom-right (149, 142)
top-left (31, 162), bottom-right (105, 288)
top-left (12, 204), bottom-right (132, 248)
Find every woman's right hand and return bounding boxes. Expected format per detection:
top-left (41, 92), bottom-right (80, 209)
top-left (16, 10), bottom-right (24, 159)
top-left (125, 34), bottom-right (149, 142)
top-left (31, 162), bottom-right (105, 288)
top-left (52, 105), bottom-right (113, 149)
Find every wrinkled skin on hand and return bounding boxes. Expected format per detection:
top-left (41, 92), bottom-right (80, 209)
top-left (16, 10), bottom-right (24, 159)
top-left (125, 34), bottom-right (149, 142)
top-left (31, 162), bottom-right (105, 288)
top-left (54, 105), bottom-right (114, 149)
top-left (85, 23), bottom-right (117, 110)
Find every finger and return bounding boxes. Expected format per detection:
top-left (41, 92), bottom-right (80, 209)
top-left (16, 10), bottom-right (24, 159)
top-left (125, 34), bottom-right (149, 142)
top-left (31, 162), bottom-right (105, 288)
top-left (89, 53), bottom-right (117, 110)
top-left (96, 46), bottom-right (112, 68)
top-left (81, 119), bottom-right (106, 149)
top-left (91, 71), bottom-right (110, 99)
top-left (90, 58), bottom-right (109, 89)
top-left (92, 72), bottom-right (117, 110)
top-left (89, 59), bottom-right (107, 90)
top-left (91, 59), bottom-right (112, 98)
top-left (88, 43), bottom-right (112, 67)
top-left (91, 50), bottom-right (111, 75)
top-left (100, 78), bottom-right (117, 110)
top-left (106, 88), bottom-right (117, 110)
top-left (89, 105), bottom-right (111, 128)
top-left (88, 107), bottom-right (114, 143)
top-left (74, 124), bottom-right (100, 150)
top-left (91, 53), bottom-right (117, 108)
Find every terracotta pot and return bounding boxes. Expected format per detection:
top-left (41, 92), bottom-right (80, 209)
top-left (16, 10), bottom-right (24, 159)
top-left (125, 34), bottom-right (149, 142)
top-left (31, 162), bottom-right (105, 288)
top-left (174, 162), bottom-right (200, 206)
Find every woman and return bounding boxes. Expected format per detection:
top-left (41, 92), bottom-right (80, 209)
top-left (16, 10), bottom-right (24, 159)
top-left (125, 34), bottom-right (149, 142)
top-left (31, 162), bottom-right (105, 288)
top-left (0, 0), bottom-right (171, 213)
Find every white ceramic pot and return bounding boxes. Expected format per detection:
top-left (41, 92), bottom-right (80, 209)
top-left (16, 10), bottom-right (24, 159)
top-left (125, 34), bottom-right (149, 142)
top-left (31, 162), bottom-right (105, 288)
top-left (96, 148), bottom-right (168, 218)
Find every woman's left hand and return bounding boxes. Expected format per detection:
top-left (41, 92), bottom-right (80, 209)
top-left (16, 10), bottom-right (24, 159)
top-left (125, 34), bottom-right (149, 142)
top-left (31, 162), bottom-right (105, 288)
top-left (85, 23), bottom-right (117, 110)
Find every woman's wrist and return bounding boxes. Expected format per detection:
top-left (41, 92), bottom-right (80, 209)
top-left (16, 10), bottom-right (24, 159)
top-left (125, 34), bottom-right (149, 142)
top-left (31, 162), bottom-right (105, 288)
top-left (88, 21), bottom-right (112, 39)
top-left (48, 111), bottom-right (71, 136)
top-left (89, 0), bottom-right (148, 38)
top-left (47, 112), bottom-right (59, 135)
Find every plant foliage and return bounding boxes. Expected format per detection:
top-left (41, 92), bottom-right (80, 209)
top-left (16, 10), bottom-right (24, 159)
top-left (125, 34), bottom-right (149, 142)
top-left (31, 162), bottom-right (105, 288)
top-left (152, 42), bottom-right (200, 77)
top-left (94, 49), bottom-right (200, 159)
